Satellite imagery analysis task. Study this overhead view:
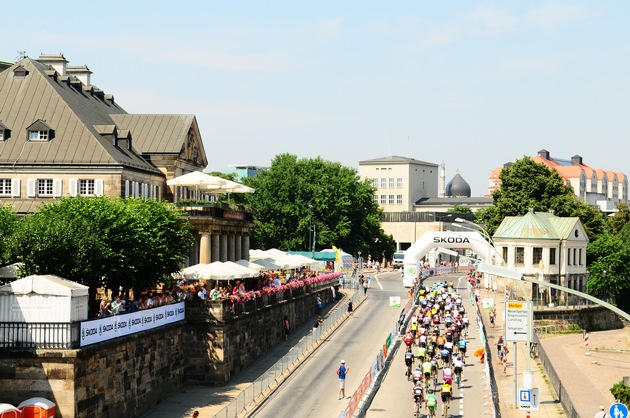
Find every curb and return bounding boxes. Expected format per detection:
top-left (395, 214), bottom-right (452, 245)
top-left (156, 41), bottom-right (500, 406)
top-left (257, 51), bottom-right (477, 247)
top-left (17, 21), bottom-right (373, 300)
top-left (239, 293), bottom-right (368, 417)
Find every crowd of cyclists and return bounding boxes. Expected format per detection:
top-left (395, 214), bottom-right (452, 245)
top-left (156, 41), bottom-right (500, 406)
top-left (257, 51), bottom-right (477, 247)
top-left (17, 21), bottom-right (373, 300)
top-left (402, 280), bottom-right (471, 417)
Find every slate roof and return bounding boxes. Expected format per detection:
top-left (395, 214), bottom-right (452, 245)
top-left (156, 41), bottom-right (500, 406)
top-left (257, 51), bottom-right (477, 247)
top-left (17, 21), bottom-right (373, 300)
top-left (414, 197), bottom-right (493, 206)
top-left (0, 57), bottom-right (160, 174)
top-left (494, 210), bottom-right (580, 240)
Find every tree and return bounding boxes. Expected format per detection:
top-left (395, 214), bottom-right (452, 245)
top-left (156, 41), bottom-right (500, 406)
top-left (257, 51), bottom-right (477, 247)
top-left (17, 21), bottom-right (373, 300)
top-left (448, 205), bottom-right (473, 214)
top-left (477, 157), bottom-right (607, 240)
top-left (586, 223), bottom-right (630, 310)
top-left (0, 204), bottom-right (19, 265)
top-left (240, 154), bottom-right (395, 258)
top-left (6, 197), bottom-right (194, 312)
top-left (610, 203), bottom-right (630, 235)
top-left (611, 379), bottom-right (630, 406)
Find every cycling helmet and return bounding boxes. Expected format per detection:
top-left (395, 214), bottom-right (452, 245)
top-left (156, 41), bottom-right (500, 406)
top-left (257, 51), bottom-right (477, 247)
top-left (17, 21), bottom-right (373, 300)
top-left (428, 389), bottom-right (434, 394)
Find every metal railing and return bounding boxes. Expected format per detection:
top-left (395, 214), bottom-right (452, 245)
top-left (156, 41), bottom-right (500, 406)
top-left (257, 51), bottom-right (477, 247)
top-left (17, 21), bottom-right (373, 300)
top-left (0, 321), bottom-right (81, 349)
top-left (211, 291), bottom-right (362, 418)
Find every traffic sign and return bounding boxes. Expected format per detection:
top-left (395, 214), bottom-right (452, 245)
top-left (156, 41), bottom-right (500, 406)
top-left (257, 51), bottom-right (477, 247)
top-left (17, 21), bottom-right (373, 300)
top-left (518, 388), bottom-right (539, 411)
top-left (505, 300), bottom-right (532, 342)
top-left (610, 403), bottom-right (629, 418)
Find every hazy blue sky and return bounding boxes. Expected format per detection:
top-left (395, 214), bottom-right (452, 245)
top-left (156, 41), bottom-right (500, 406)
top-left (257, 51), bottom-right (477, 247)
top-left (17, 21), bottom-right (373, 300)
top-left (2, 1), bottom-right (628, 196)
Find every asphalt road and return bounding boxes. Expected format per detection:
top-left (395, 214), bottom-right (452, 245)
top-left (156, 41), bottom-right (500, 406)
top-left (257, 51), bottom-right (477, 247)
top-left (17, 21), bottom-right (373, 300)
top-left (366, 273), bottom-right (490, 418)
top-left (251, 271), bottom-right (409, 418)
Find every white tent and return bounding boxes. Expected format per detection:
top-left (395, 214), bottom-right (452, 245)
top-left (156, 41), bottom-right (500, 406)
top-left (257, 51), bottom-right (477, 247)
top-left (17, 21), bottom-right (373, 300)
top-left (221, 261), bottom-right (260, 278)
top-left (181, 264), bottom-right (235, 281)
top-left (0, 275), bottom-right (89, 322)
top-left (249, 249), bottom-right (269, 261)
top-left (252, 258), bottom-right (288, 270)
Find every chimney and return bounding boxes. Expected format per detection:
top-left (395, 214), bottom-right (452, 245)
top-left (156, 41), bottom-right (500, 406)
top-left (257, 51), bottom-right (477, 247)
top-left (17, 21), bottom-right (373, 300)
top-left (66, 65), bottom-right (92, 86)
top-left (537, 149), bottom-right (550, 160)
top-left (37, 53), bottom-right (68, 76)
top-left (571, 155), bottom-right (583, 165)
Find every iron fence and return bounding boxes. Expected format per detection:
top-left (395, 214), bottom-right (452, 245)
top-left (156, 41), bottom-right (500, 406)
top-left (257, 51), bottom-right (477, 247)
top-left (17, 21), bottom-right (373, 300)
top-left (0, 321), bottom-right (81, 349)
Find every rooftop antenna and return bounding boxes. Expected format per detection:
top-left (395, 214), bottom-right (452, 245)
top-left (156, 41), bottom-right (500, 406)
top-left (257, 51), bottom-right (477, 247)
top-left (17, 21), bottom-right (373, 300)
top-left (15, 50), bottom-right (26, 61)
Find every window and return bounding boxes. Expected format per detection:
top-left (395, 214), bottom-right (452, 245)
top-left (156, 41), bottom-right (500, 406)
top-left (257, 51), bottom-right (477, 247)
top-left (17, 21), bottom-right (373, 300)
top-left (373, 194), bottom-right (378, 203)
top-left (79, 180), bottom-right (95, 196)
top-left (388, 195), bottom-right (394, 204)
top-left (515, 247), bottom-right (524, 264)
top-left (0, 131), bottom-right (4, 141)
top-left (397, 178), bottom-right (403, 188)
top-left (389, 178), bottom-right (395, 188)
top-left (380, 194), bottom-right (386, 204)
top-left (380, 178), bottom-right (387, 188)
top-left (396, 195), bottom-right (403, 204)
top-left (573, 248), bottom-right (577, 266)
top-left (37, 179), bottom-right (53, 196)
top-left (0, 179), bottom-right (11, 195)
top-left (567, 248), bottom-right (572, 265)
top-left (533, 247), bottom-right (543, 265)
top-left (549, 248), bottom-right (556, 265)
top-left (372, 178), bottom-right (378, 188)
top-left (29, 130), bottom-right (49, 141)
top-left (502, 247), bottom-right (508, 263)
top-left (578, 248), bottom-right (583, 265)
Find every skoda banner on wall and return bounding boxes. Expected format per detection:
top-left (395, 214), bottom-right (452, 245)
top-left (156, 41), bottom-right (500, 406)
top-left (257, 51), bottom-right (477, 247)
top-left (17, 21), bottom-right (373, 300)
top-left (80, 301), bottom-right (186, 347)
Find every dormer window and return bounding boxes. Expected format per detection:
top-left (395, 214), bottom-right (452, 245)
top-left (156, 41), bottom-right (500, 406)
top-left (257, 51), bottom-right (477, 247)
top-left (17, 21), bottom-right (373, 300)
top-left (0, 122), bottom-right (7, 141)
top-left (26, 120), bottom-right (54, 142)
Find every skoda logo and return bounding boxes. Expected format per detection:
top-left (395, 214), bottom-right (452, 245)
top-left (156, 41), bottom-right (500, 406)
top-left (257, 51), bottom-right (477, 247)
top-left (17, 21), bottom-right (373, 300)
top-left (407, 266), bottom-right (416, 276)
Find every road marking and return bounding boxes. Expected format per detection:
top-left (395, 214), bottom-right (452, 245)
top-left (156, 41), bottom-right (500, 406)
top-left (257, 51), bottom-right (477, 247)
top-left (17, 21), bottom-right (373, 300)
top-left (375, 275), bottom-right (384, 290)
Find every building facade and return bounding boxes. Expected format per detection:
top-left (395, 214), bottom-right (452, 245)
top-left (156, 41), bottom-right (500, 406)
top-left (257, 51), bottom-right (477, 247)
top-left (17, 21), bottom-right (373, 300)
top-left (492, 209), bottom-right (589, 305)
top-left (0, 53), bottom-right (253, 264)
top-left (488, 149), bottom-right (628, 212)
top-left (358, 155), bottom-right (439, 213)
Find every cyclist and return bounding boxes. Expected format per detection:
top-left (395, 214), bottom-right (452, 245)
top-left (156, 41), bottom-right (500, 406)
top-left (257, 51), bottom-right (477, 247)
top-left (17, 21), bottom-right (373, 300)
top-left (425, 389), bottom-right (438, 418)
top-left (453, 355), bottom-right (464, 388)
top-left (417, 345), bottom-right (427, 364)
top-left (430, 356), bottom-right (439, 385)
top-left (440, 346), bottom-right (451, 367)
top-left (410, 320), bottom-right (418, 340)
top-left (457, 339), bottom-right (467, 362)
top-left (404, 331), bottom-right (414, 351)
top-left (440, 380), bottom-right (452, 416)
top-left (412, 381), bottom-right (424, 416)
top-left (442, 364), bottom-right (453, 386)
top-left (405, 350), bottom-right (415, 379)
top-left (422, 359), bottom-right (433, 388)
top-left (411, 366), bottom-right (423, 386)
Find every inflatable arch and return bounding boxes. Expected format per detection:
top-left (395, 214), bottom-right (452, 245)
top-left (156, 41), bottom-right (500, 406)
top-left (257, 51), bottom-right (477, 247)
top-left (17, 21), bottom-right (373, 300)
top-left (402, 231), bottom-right (492, 287)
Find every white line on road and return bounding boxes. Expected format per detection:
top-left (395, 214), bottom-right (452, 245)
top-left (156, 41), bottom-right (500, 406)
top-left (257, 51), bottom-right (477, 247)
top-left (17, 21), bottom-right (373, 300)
top-left (374, 275), bottom-right (384, 290)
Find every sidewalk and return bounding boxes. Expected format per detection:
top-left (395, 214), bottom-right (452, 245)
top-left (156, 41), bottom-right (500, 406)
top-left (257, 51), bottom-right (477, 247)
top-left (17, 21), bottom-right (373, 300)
top-left (142, 288), bottom-right (361, 418)
top-left (480, 287), bottom-right (630, 418)
top-left (479, 288), bottom-right (564, 417)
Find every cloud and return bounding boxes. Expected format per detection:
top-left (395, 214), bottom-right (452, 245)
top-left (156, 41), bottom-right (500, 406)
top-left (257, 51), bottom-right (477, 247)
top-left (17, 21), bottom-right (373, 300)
top-left (526, 3), bottom-right (594, 29)
top-left (312, 18), bottom-right (342, 41)
top-left (503, 55), bottom-right (562, 74)
top-left (470, 5), bottom-right (518, 32)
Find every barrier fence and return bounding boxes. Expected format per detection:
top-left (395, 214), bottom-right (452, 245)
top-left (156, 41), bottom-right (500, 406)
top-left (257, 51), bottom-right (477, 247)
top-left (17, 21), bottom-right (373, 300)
top-left (211, 289), bottom-right (362, 418)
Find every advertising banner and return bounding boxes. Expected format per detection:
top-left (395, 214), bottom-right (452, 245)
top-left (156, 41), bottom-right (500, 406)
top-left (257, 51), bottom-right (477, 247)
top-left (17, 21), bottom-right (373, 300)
top-left (80, 302), bottom-right (186, 347)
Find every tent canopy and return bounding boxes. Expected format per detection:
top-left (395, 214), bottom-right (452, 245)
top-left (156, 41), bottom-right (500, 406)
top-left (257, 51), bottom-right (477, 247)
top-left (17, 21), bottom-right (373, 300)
top-left (0, 275), bottom-right (88, 297)
top-left (288, 251), bottom-right (337, 262)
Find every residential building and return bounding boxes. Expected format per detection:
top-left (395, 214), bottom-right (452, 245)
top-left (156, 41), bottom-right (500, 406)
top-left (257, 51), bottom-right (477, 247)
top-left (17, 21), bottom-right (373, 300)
top-left (0, 53), bottom-right (253, 265)
top-left (224, 165), bottom-right (266, 181)
top-left (492, 209), bottom-right (589, 305)
top-left (488, 149), bottom-right (628, 212)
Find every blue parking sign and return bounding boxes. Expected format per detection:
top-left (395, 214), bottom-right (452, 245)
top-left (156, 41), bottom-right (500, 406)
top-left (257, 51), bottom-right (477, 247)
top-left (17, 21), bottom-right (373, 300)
top-left (610, 403), bottom-right (629, 418)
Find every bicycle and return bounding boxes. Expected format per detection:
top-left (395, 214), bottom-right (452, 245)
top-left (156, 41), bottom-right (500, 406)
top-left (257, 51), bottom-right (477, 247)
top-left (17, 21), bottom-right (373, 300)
top-left (442, 401), bottom-right (449, 417)
top-left (406, 364), bottom-right (412, 381)
top-left (455, 371), bottom-right (462, 390)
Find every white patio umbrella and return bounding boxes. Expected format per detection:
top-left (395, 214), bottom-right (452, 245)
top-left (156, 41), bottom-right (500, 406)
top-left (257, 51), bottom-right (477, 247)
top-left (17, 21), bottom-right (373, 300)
top-left (235, 259), bottom-right (266, 272)
top-left (180, 263), bottom-right (235, 281)
top-left (249, 249), bottom-right (269, 261)
top-left (166, 172), bottom-right (228, 202)
top-left (252, 257), bottom-right (288, 270)
top-left (222, 261), bottom-right (260, 278)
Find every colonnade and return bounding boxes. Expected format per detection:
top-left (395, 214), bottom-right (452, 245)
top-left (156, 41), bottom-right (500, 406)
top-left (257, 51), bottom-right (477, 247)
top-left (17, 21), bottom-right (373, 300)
top-left (197, 231), bottom-right (251, 264)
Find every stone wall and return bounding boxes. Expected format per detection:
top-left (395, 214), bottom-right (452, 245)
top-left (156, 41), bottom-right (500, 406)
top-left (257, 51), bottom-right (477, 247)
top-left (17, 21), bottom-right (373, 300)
top-left (0, 284), bottom-right (338, 417)
top-left (534, 305), bottom-right (623, 332)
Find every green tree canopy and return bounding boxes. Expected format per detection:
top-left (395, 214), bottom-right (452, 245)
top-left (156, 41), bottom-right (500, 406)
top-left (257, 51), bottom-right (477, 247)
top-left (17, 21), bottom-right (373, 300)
top-left (240, 153), bottom-right (395, 258)
top-left (477, 157), bottom-right (607, 240)
top-left (6, 197), bottom-right (194, 311)
top-left (0, 204), bottom-right (19, 265)
top-left (610, 203), bottom-right (630, 235)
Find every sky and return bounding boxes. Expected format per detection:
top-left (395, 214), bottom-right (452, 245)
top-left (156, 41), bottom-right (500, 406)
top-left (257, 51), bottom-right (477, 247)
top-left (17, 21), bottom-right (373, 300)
top-left (1, 1), bottom-right (629, 197)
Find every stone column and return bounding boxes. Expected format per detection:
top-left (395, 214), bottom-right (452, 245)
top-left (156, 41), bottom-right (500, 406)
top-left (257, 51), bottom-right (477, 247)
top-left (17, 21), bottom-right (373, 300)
top-left (220, 234), bottom-right (228, 262)
top-left (242, 234), bottom-right (250, 260)
top-left (228, 234), bottom-right (236, 261)
top-left (234, 234), bottom-right (242, 262)
top-left (211, 234), bottom-right (220, 262)
top-left (199, 233), bottom-right (211, 264)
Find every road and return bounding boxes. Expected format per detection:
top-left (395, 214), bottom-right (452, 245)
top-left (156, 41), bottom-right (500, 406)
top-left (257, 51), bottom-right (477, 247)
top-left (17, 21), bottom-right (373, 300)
top-left (366, 273), bottom-right (490, 418)
top-left (251, 271), bottom-right (408, 418)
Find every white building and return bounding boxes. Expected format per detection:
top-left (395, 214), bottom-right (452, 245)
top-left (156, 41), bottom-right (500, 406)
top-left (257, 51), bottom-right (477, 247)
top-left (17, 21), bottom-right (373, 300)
top-left (493, 209), bottom-right (589, 305)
